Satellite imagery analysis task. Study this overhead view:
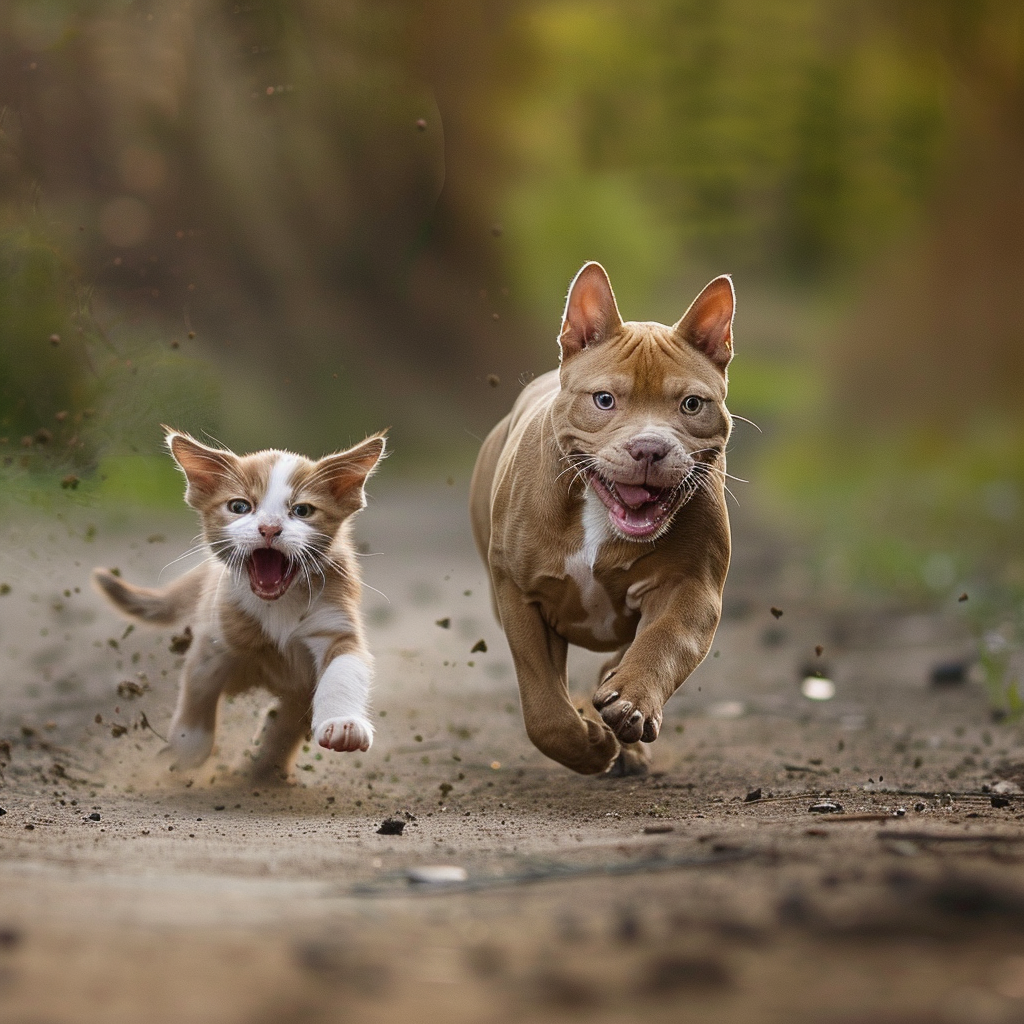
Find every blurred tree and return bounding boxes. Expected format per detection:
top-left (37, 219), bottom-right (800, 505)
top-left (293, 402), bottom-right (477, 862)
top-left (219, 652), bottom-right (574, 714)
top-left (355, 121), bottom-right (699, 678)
top-left (839, 0), bottom-right (1024, 419)
top-left (0, 0), bottom-right (1018, 474)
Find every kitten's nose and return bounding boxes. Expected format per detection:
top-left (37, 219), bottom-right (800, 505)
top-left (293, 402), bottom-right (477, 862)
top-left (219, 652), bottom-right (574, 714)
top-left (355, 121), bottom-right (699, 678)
top-left (258, 523), bottom-right (282, 543)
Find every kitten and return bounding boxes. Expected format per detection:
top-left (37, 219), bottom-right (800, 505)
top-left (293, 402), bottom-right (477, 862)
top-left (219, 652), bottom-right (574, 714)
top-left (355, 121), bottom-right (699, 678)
top-left (92, 427), bottom-right (386, 781)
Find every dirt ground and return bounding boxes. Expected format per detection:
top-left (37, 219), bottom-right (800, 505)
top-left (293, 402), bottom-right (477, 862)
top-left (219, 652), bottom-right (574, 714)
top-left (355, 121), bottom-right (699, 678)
top-left (3, 482), bottom-right (1024, 1024)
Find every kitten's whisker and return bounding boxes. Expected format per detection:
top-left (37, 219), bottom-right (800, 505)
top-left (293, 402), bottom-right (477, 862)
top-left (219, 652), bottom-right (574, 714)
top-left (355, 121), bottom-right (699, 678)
top-left (159, 543), bottom-right (216, 579)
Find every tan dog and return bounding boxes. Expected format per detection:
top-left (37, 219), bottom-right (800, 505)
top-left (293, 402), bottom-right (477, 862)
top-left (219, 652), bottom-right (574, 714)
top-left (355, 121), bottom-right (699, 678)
top-left (470, 262), bottom-right (734, 775)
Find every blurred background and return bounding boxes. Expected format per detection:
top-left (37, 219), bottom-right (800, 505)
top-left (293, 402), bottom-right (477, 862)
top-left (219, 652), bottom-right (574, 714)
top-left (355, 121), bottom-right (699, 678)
top-left (1, 0), bottom-right (1023, 627)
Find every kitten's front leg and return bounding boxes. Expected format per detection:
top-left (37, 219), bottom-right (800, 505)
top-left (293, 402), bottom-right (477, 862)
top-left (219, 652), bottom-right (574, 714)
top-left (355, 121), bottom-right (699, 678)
top-left (167, 635), bottom-right (236, 769)
top-left (312, 652), bottom-right (374, 753)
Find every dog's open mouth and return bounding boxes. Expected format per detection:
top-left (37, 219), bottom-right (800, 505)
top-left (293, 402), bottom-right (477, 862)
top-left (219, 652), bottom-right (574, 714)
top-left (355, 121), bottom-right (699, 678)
top-left (247, 547), bottom-right (299, 600)
top-left (588, 472), bottom-right (688, 539)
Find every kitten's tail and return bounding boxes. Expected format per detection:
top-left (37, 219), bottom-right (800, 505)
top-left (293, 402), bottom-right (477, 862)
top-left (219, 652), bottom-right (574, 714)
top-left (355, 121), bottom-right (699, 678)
top-left (91, 563), bottom-right (205, 626)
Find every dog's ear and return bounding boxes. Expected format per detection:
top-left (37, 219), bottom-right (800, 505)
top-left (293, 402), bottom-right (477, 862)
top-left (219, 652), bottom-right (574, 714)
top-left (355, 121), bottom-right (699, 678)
top-left (164, 428), bottom-right (238, 506)
top-left (559, 262), bottom-right (623, 362)
top-left (673, 276), bottom-right (735, 372)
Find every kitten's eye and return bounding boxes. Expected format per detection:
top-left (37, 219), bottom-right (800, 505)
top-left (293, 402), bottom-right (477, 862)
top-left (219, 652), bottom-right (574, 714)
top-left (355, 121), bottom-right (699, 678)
top-left (681, 396), bottom-right (703, 414)
top-left (291, 503), bottom-right (315, 519)
top-left (227, 499), bottom-right (252, 515)
top-left (593, 391), bottom-right (616, 411)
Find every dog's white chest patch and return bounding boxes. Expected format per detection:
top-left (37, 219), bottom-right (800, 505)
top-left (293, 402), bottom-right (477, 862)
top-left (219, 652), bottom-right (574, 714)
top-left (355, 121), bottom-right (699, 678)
top-left (563, 490), bottom-right (618, 641)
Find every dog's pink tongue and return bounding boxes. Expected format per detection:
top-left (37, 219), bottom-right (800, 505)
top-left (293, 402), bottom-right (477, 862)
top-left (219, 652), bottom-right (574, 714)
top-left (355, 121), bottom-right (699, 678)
top-left (615, 483), bottom-right (657, 508)
top-left (250, 548), bottom-right (288, 591)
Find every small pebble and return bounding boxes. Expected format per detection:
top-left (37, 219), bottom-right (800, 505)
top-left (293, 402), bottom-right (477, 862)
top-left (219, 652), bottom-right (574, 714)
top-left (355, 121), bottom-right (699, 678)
top-left (992, 795), bottom-right (1012, 809)
top-left (808, 801), bottom-right (844, 814)
top-left (377, 818), bottom-right (406, 836)
top-left (801, 677), bottom-right (835, 701)
top-left (407, 865), bottom-right (467, 885)
top-left (744, 788), bottom-right (762, 802)
top-left (88, 812), bottom-right (101, 821)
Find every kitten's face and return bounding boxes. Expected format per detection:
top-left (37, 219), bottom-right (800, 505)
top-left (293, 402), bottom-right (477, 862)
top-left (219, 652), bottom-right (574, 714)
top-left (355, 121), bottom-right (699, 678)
top-left (166, 431), bottom-right (385, 601)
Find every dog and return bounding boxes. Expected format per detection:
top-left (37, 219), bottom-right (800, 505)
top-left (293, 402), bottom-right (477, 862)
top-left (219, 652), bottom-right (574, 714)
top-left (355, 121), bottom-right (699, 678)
top-left (470, 262), bottom-right (734, 775)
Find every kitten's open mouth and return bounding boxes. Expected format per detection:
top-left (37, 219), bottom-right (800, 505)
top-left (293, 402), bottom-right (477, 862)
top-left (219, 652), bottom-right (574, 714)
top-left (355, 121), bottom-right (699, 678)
top-left (247, 548), bottom-right (299, 600)
top-left (588, 471), bottom-right (688, 540)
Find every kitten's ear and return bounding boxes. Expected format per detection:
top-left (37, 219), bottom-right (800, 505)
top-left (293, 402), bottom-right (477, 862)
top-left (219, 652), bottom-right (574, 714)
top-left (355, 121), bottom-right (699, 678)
top-left (163, 427), bottom-right (237, 505)
top-left (673, 275), bottom-right (735, 372)
top-left (316, 433), bottom-right (387, 513)
top-left (558, 262), bottom-right (623, 363)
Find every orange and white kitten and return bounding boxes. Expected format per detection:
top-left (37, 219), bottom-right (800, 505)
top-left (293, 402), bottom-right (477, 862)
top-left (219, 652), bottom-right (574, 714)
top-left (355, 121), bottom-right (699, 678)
top-left (92, 428), bottom-right (386, 781)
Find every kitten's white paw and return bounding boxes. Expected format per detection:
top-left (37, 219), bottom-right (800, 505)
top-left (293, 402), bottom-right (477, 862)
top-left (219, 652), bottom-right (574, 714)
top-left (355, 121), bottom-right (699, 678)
top-left (315, 717), bottom-right (373, 753)
top-left (166, 726), bottom-right (214, 769)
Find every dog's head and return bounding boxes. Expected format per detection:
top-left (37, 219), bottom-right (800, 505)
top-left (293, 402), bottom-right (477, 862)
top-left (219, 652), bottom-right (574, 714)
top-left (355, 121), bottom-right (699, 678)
top-left (553, 262), bottom-right (733, 542)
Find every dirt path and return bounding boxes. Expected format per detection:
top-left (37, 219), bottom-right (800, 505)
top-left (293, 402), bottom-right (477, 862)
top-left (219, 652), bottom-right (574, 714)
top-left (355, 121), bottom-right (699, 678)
top-left (2, 483), bottom-right (1024, 1024)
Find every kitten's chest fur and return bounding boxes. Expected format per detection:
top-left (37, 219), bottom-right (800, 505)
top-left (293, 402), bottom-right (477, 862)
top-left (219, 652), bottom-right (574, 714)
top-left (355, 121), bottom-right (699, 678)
top-left (214, 574), bottom-right (355, 694)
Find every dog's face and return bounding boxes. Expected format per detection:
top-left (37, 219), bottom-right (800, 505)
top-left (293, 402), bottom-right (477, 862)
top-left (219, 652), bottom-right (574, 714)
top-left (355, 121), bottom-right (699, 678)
top-left (553, 263), bottom-right (733, 542)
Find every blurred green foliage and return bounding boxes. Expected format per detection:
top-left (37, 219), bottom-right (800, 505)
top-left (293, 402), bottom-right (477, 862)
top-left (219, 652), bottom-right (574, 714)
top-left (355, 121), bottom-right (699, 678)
top-left (763, 421), bottom-right (1024, 597)
top-left (0, 222), bottom-right (85, 439)
top-left (502, 0), bottom-right (949, 314)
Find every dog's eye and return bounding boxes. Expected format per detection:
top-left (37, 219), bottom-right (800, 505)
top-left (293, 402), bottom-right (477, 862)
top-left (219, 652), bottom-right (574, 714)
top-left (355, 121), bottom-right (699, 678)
top-left (291, 503), bottom-right (315, 519)
top-left (593, 391), bottom-right (616, 411)
top-left (227, 499), bottom-right (252, 515)
top-left (681, 396), bottom-right (703, 414)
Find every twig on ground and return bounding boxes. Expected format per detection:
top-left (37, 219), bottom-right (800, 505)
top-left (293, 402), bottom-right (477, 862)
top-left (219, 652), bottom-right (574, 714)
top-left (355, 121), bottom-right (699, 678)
top-left (139, 712), bottom-right (167, 743)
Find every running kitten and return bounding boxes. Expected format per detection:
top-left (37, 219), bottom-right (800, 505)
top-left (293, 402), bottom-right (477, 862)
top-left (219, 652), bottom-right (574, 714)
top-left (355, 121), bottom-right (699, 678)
top-left (92, 428), bottom-right (386, 781)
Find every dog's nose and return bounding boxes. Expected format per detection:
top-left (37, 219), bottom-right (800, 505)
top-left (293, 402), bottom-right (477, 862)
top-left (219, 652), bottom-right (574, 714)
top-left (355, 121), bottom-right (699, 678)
top-left (625, 435), bottom-right (670, 464)
top-left (258, 522), bottom-right (282, 542)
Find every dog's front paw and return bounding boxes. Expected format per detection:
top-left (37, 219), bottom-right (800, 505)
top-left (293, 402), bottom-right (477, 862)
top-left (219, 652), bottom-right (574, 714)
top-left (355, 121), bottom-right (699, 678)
top-left (593, 687), bottom-right (662, 745)
top-left (315, 717), bottom-right (373, 753)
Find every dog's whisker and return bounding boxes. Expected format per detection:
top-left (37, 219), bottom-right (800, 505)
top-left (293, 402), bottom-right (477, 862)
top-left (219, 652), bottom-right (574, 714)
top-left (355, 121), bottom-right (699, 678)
top-left (730, 413), bottom-right (762, 433)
